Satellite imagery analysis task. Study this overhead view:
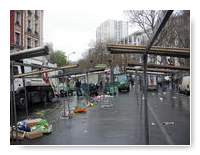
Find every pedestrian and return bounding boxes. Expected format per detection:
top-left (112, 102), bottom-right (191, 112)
top-left (75, 79), bottom-right (82, 98)
top-left (130, 77), bottom-right (134, 86)
top-left (99, 81), bottom-right (103, 93)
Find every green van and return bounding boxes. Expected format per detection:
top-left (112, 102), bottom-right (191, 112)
top-left (114, 74), bottom-right (130, 92)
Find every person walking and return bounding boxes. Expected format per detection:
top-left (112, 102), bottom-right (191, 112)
top-left (75, 79), bottom-right (82, 98)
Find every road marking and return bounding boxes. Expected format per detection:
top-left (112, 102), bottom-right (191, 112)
top-left (148, 104), bottom-right (175, 145)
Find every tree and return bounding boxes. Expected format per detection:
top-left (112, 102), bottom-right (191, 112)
top-left (124, 10), bottom-right (190, 66)
top-left (77, 40), bottom-right (126, 71)
top-left (124, 10), bottom-right (159, 40)
top-left (49, 50), bottom-right (68, 67)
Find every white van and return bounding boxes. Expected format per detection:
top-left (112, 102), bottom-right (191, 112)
top-left (179, 76), bottom-right (190, 95)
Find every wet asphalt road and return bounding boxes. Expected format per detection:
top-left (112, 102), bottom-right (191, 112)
top-left (12, 86), bottom-right (190, 145)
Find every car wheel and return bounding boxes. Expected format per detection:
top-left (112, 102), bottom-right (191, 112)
top-left (16, 92), bottom-right (26, 109)
top-left (47, 90), bottom-right (54, 102)
top-left (41, 91), bottom-right (47, 103)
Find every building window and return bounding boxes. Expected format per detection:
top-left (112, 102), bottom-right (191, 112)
top-left (35, 10), bottom-right (39, 19)
top-left (35, 23), bottom-right (38, 35)
top-left (27, 20), bottom-right (32, 32)
top-left (35, 40), bottom-right (38, 47)
top-left (27, 38), bottom-right (31, 49)
top-left (134, 35), bottom-right (136, 42)
top-left (15, 32), bottom-right (20, 45)
top-left (27, 10), bottom-right (32, 16)
top-left (15, 11), bottom-right (21, 26)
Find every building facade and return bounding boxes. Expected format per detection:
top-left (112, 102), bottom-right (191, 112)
top-left (119, 30), bottom-right (182, 66)
top-left (96, 20), bottom-right (128, 43)
top-left (119, 30), bottom-right (148, 45)
top-left (118, 30), bottom-right (149, 63)
top-left (10, 10), bottom-right (43, 51)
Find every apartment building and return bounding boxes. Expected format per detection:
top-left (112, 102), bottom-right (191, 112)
top-left (10, 10), bottom-right (43, 51)
top-left (96, 20), bottom-right (128, 43)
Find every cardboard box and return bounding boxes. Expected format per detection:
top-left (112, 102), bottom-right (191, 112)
top-left (26, 130), bottom-right (43, 139)
top-left (26, 118), bottom-right (42, 127)
top-left (10, 128), bottom-right (26, 140)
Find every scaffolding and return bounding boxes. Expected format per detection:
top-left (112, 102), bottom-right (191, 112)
top-left (107, 44), bottom-right (190, 58)
top-left (107, 10), bottom-right (191, 145)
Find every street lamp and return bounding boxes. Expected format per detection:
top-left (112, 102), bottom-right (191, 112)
top-left (68, 52), bottom-right (76, 64)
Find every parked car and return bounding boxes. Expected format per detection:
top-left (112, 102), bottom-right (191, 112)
top-left (179, 75), bottom-right (190, 95)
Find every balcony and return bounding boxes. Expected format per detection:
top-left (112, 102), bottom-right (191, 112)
top-left (27, 27), bottom-right (32, 34)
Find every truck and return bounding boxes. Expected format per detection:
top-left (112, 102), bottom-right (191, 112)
top-left (113, 74), bottom-right (130, 92)
top-left (147, 74), bottom-right (158, 91)
top-left (13, 56), bottom-right (60, 108)
top-left (178, 75), bottom-right (190, 95)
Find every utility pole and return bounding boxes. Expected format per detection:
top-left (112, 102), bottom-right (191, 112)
top-left (143, 10), bottom-right (173, 145)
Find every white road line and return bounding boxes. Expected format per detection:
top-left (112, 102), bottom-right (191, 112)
top-left (148, 104), bottom-right (175, 145)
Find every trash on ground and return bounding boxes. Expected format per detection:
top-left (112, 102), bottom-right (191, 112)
top-left (100, 95), bottom-right (113, 98)
top-left (101, 104), bottom-right (113, 108)
top-left (73, 107), bottom-right (86, 113)
top-left (103, 100), bottom-right (110, 103)
top-left (26, 118), bottom-right (42, 127)
top-left (26, 130), bottom-right (43, 139)
top-left (105, 95), bottom-right (114, 98)
top-left (60, 116), bottom-right (68, 120)
top-left (86, 103), bottom-right (94, 107)
top-left (11, 118), bottom-right (52, 140)
top-left (35, 111), bottom-right (44, 116)
top-left (84, 130), bottom-right (88, 133)
top-left (31, 119), bottom-right (53, 133)
top-left (60, 111), bottom-right (74, 119)
top-left (10, 127), bottom-right (26, 140)
top-left (17, 119), bottom-right (30, 131)
top-left (159, 97), bottom-right (163, 101)
top-left (163, 122), bottom-right (175, 125)
top-left (93, 97), bottom-right (101, 101)
top-left (172, 96), bottom-right (177, 99)
top-left (151, 123), bottom-right (155, 126)
top-left (18, 125), bottom-right (30, 132)
top-left (163, 92), bottom-right (167, 95)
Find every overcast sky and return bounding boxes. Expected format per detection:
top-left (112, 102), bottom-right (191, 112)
top-left (43, 10), bottom-right (130, 62)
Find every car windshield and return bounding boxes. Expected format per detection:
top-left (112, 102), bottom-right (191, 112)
top-left (118, 75), bottom-right (127, 82)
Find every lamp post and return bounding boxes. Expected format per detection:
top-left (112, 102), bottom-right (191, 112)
top-left (68, 52), bottom-right (76, 64)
